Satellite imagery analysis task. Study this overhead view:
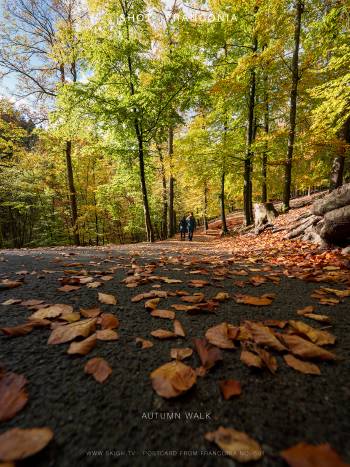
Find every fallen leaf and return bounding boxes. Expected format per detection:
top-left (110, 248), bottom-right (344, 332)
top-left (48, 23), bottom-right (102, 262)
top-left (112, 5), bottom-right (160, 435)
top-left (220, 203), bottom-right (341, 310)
top-left (0, 372), bottom-right (28, 422)
top-left (99, 313), bottom-right (119, 330)
top-left (173, 319), bottom-right (186, 337)
top-left (321, 287), bottom-right (350, 298)
top-left (98, 293), bottom-right (117, 305)
top-left (171, 304), bottom-right (200, 312)
top-left (86, 281), bottom-right (102, 288)
top-left (135, 337), bottom-right (153, 349)
top-left (193, 338), bottom-right (223, 369)
top-left (205, 323), bottom-right (236, 349)
top-left (234, 293), bottom-right (274, 306)
top-left (219, 380), bottom-right (241, 400)
top-left (0, 280), bottom-right (23, 290)
top-left (150, 361), bottom-right (196, 398)
top-left (281, 334), bottom-right (337, 361)
top-left (96, 330), bottom-right (119, 341)
top-left (150, 329), bottom-right (177, 339)
top-left (245, 322), bottom-right (286, 352)
top-left (240, 350), bottom-right (263, 369)
top-left (283, 354), bottom-right (321, 375)
top-left (67, 334), bottom-right (97, 355)
top-left (256, 348), bottom-right (278, 373)
top-left (131, 291), bottom-right (167, 302)
top-left (84, 357), bottom-right (112, 383)
top-left (281, 442), bottom-right (349, 467)
top-left (303, 313), bottom-right (331, 323)
top-left (60, 312), bottom-right (81, 323)
top-left (0, 427), bottom-right (53, 461)
top-left (150, 309), bottom-right (175, 320)
top-left (188, 279), bottom-right (210, 288)
top-left (80, 307), bottom-right (102, 318)
top-left (205, 426), bottom-right (263, 462)
top-left (0, 323), bottom-right (34, 337)
top-left (170, 348), bottom-right (193, 360)
top-left (250, 275), bottom-right (267, 286)
top-left (58, 285), bottom-right (80, 292)
top-left (288, 320), bottom-right (336, 346)
top-left (48, 318), bottom-right (97, 345)
top-left (21, 299), bottom-right (44, 307)
top-left (30, 304), bottom-right (73, 320)
top-left (145, 298), bottom-right (161, 310)
top-left (1, 299), bottom-right (21, 306)
top-left (296, 305), bottom-right (315, 315)
top-left (212, 292), bottom-right (230, 302)
top-left (181, 293), bottom-right (205, 303)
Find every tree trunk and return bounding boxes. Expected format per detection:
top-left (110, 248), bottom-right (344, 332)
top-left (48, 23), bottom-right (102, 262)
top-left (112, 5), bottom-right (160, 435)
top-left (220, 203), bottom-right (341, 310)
top-left (65, 140), bottom-right (80, 246)
top-left (262, 65), bottom-right (269, 203)
top-left (244, 22), bottom-right (258, 226)
top-left (330, 117), bottom-right (350, 190)
top-left (220, 171), bottom-right (228, 234)
top-left (136, 129), bottom-right (154, 242)
top-left (203, 181), bottom-right (209, 232)
top-left (168, 126), bottom-right (175, 236)
top-left (157, 144), bottom-right (168, 239)
top-left (282, 0), bottom-right (304, 211)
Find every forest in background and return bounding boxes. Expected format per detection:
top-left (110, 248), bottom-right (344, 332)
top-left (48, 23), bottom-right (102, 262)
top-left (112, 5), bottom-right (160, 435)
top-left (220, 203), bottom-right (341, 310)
top-left (0, 0), bottom-right (349, 248)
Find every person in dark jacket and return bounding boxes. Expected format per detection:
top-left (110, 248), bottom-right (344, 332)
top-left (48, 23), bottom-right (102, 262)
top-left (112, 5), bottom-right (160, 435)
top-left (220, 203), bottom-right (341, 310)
top-left (179, 216), bottom-right (187, 240)
top-left (186, 212), bottom-right (196, 241)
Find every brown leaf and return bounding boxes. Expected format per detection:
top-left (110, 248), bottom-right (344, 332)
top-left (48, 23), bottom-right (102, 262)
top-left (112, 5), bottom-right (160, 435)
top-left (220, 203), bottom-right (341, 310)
top-left (234, 293), bottom-right (274, 306)
top-left (257, 347), bottom-right (278, 373)
top-left (303, 313), bottom-right (331, 323)
top-left (171, 304), bottom-right (200, 312)
top-left (30, 304), bottom-right (73, 320)
top-left (150, 329), bottom-right (177, 339)
top-left (1, 299), bottom-right (21, 306)
top-left (250, 275), bottom-right (267, 286)
top-left (188, 279), bottom-right (210, 288)
top-left (296, 305), bottom-right (315, 315)
top-left (150, 361), bottom-right (196, 398)
top-left (281, 442), bottom-right (349, 467)
top-left (58, 285), bottom-right (80, 292)
top-left (98, 293), bottom-right (117, 305)
top-left (135, 337), bottom-right (153, 349)
top-left (212, 292), bottom-right (230, 302)
top-left (145, 298), bottom-right (160, 310)
top-left (84, 357), bottom-right (112, 383)
top-left (193, 338), bottom-right (223, 369)
top-left (48, 318), bottom-right (97, 345)
top-left (67, 334), bottom-right (97, 355)
top-left (0, 323), bottom-right (34, 337)
top-left (281, 334), bottom-right (337, 361)
top-left (205, 323), bottom-right (236, 349)
top-left (60, 312), bottom-right (81, 323)
top-left (150, 309), bottom-right (175, 320)
top-left (21, 299), bottom-right (45, 307)
top-left (173, 319), bottom-right (186, 337)
top-left (86, 281), bottom-right (102, 288)
top-left (0, 427), bottom-right (53, 461)
top-left (245, 322), bottom-right (286, 352)
top-left (96, 330), bottom-right (119, 341)
top-left (0, 280), bottom-right (23, 290)
top-left (263, 319), bottom-right (288, 329)
top-left (170, 348), bottom-right (193, 360)
top-left (80, 307), bottom-right (102, 318)
top-left (219, 380), bottom-right (241, 400)
top-left (321, 287), bottom-right (350, 298)
top-left (0, 372), bottom-right (28, 422)
top-left (181, 293), bottom-right (205, 303)
top-left (288, 320), bottom-right (336, 346)
top-left (131, 291), bottom-right (167, 302)
top-left (232, 269), bottom-right (249, 276)
top-left (283, 354), bottom-right (321, 375)
top-left (205, 426), bottom-right (263, 462)
top-left (99, 313), bottom-right (119, 330)
top-left (240, 350), bottom-right (263, 369)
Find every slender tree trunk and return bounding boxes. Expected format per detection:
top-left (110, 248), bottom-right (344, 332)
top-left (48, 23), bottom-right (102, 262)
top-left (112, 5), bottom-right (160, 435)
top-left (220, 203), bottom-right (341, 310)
top-left (135, 125), bottom-right (154, 242)
top-left (220, 171), bottom-right (228, 234)
top-left (157, 144), bottom-right (168, 239)
top-left (65, 140), bottom-right (80, 245)
top-left (203, 181), bottom-right (209, 232)
top-left (282, 0), bottom-right (304, 211)
top-left (330, 117), bottom-right (350, 190)
top-left (262, 66), bottom-right (269, 203)
top-left (168, 126), bottom-right (175, 236)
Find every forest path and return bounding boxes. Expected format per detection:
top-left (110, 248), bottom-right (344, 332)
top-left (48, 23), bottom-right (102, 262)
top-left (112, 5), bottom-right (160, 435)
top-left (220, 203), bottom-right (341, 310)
top-left (0, 237), bottom-right (349, 466)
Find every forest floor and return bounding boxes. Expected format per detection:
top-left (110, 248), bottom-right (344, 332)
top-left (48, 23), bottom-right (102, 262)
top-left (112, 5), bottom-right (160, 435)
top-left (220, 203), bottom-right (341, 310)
top-left (0, 214), bottom-right (350, 466)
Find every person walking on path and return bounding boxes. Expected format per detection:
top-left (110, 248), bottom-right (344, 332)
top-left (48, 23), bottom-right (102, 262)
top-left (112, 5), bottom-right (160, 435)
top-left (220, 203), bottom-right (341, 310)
top-left (179, 216), bottom-right (187, 240)
top-left (186, 212), bottom-right (196, 241)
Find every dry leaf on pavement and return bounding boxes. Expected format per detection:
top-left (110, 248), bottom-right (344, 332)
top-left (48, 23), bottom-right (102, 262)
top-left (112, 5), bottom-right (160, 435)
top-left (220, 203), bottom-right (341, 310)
top-left (281, 442), bottom-right (349, 467)
top-left (0, 427), bottom-right (53, 462)
top-left (219, 380), bottom-right (241, 400)
top-left (48, 318), bottom-right (97, 345)
top-left (170, 348), bottom-right (193, 360)
top-left (283, 354), bottom-right (321, 375)
top-left (98, 293), bottom-right (117, 305)
top-left (84, 357), bottom-right (112, 383)
top-left (67, 334), bottom-right (97, 355)
top-left (0, 372), bottom-right (28, 422)
top-left (150, 361), bottom-right (196, 398)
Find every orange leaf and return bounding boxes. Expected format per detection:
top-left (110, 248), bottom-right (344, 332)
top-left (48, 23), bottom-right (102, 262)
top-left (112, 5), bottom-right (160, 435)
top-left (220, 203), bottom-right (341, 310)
top-left (150, 361), bottom-right (196, 398)
top-left (0, 323), bottom-right (34, 337)
top-left (240, 350), bottom-right (263, 369)
top-left (288, 320), bottom-right (336, 346)
top-left (150, 309), bottom-right (175, 320)
top-left (150, 329), bottom-right (177, 339)
top-left (0, 427), bottom-right (53, 461)
top-left (48, 318), bottom-right (97, 345)
top-left (96, 330), bottom-right (119, 341)
top-left (219, 380), bottom-right (241, 400)
top-left (99, 313), bottom-right (119, 330)
top-left (145, 298), bottom-right (160, 310)
top-left (245, 321), bottom-right (286, 352)
top-left (135, 337), bottom-right (153, 349)
top-left (170, 348), bottom-right (193, 360)
top-left (283, 354), bottom-right (321, 375)
top-left (193, 338), bottom-right (223, 369)
top-left (205, 323), bottom-right (236, 349)
top-left (181, 293), bottom-right (205, 303)
top-left (234, 293), bottom-right (274, 306)
top-left (173, 319), bottom-right (186, 337)
top-left (281, 442), bottom-right (349, 467)
top-left (84, 357), bottom-right (112, 383)
top-left (281, 334), bottom-right (337, 361)
top-left (80, 307), bottom-right (102, 318)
